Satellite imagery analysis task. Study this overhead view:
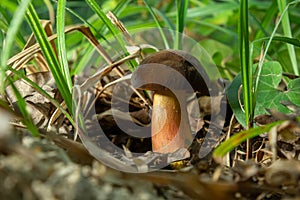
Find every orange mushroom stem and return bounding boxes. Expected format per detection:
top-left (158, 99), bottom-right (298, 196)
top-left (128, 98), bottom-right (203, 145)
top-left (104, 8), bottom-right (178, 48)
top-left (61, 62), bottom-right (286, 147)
top-left (151, 89), bottom-right (192, 153)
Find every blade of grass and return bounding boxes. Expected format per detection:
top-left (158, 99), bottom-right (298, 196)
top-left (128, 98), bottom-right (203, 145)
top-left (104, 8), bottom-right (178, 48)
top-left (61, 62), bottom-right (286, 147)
top-left (143, 0), bottom-right (170, 49)
top-left (0, 0), bottom-right (32, 94)
top-left (58, 0), bottom-right (130, 75)
top-left (63, 4), bottom-right (107, 41)
top-left (239, 0), bottom-right (253, 128)
top-left (44, 0), bottom-right (55, 25)
top-left (0, 4), bottom-right (26, 48)
top-left (85, 0), bottom-right (125, 49)
top-left (24, 2), bottom-right (72, 112)
top-left (51, 0), bottom-right (107, 41)
top-left (7, 66), bottom-right (75, 126)
top-left (254, 0), bottom-right (300, 93)
top-left (117, 5), bottom-right (175, 31)
top-left (8, 78), bottom-right (39, 136)
top-left (249, 12), bottom-right (269, 38)
top-left (254, 0), bottom-right (277, 39)
top-left (255, 36), bottom-right (300, 47)
top-left (174, 0), bottom-right (188, 50)
top-left (213, 120), bottom-right (284, 160)
top-left (277, 0), bottom-right (299, 75)
top-left (57, 0), bottom-right (72, 92)
top-left (112, 0), bottom-right (131, 14)
top-left (169, 1), bottom-right (239, 19)
top-left (97, 0), bottom-right (132, 39)
top-left (85, 0), bottom-right (137, 70)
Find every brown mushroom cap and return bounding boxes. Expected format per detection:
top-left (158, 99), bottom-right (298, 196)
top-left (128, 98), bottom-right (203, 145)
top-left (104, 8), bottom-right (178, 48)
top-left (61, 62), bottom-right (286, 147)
top-left (131, 50), bottom-right (210, 96)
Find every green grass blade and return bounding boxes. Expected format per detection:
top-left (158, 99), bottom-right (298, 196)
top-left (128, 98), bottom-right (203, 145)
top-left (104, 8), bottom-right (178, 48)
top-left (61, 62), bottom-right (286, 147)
top-left (24, 2), bottom-right (72, 112)
top-left (0, 0), bottom-right (32, 93)
top-left (112, 0), bottom-right (131, 14)
top-left (239, 0), bottom-right (253, 128)
top-left (8, 78), bottom-right (39, 136)
top-left (51, 0), bottom-right (108, 44)
top-left (254, 0), bottom-right (300, 93)
top-left (254, 0), bottom-right (277, 39)
top-left (191, 19), bottom-right (237, 37)
top-left (57, 0), bottom-right (72, 92)
top-left (249, 12), bottom-right (268, 38)
top-left (254, 36), bottom-right (300, 47)
top-left (85, 0), bottom-right (137, 70)
top-left (0, 3), bottom-right (26, 48)
top-left (143, 0), bottom-right (170, 49)
top-left (169, 1), bottom-right (239, 19)
top-left (97, 0), bottom-right (132, 38)
top-left (85, 0), bottom-right (124, 48)
top-left (213, 120), bottom-right (284, 160)
top-left (174, 0), bottom-right (189, 49)
top-left (7, 66), bottom-right (75, 126)
top-left (277, 0), bottom-right (299, 75)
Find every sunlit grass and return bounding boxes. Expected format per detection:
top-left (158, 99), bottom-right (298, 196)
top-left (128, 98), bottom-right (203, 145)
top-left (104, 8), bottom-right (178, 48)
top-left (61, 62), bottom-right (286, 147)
top-left (0, 1), bottom-right (299, 155)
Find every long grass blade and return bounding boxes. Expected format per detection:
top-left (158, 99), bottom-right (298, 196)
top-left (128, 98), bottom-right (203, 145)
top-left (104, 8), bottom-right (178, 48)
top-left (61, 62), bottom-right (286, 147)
top-left (143, 0), bottom-right (170, 49)
top-left (213, 120), bottom-right (284, 160)
top-left (85, 0), bottom-right (137, 70)
top-left (239, 0), bottom-right (253, 128)
top-left (174, 0), bottom-right (189, 49)
top-left (277, 0), bottom-right (299, 75)
top-left (8, 78), bottom-right (39, 136)
top-left (254, 0), bottom-right (300, 92)
top-left (57, 0), bottom-right (72, 91)
top-left (24, 3), bottom-right (72, 111)
top-left (254, 0), bottom-right (277, 39)
top-left (85, 0), bottom-right (125, 49)
top-left (254, 36), bottom-right (300, 47)
top-left (0, 0), bottom-right (32, 93)
top-left (7, 66), bottom-right (74, 126)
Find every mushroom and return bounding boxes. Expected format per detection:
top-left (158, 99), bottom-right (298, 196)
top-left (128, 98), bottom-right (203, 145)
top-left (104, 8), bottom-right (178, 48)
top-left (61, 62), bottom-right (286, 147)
top-left (131, 50), bottom-right (210, 153)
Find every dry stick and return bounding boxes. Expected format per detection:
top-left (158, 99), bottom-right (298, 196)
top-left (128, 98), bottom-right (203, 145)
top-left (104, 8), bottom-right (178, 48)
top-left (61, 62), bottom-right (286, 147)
top-left (11, 49), bottom-right (40, 72)
top-left (106, 11), bottom-right (152, 103)
top-left (105, 11), bottom-right (149, 105)
top-left (7, 25), bottom-right (109, 69)
top-left (269, 125), bottom-right (278, 161)
top-left (8, 20), bottom-right (54, 75)
top-left (224, 114), bottom-right (236, 167)
top-left (107, 11), bottom-right (137, 46)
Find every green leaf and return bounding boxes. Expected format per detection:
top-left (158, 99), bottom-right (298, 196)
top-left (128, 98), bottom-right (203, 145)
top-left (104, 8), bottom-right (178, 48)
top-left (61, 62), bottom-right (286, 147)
top-left (255, 62), bottom-right (290, 115)
top-left (286, 78), bottom-right (300, 107)
top-left (85, 0), bottom-right (137, 70)
top-left (169, 1), bottom-right (239, 19)
top-left (227, 61), bottom-right (293, 128)
top-left (226, 72), bottom-right (246, 127)
top-left (255, 0), bottom-right (300, 84)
